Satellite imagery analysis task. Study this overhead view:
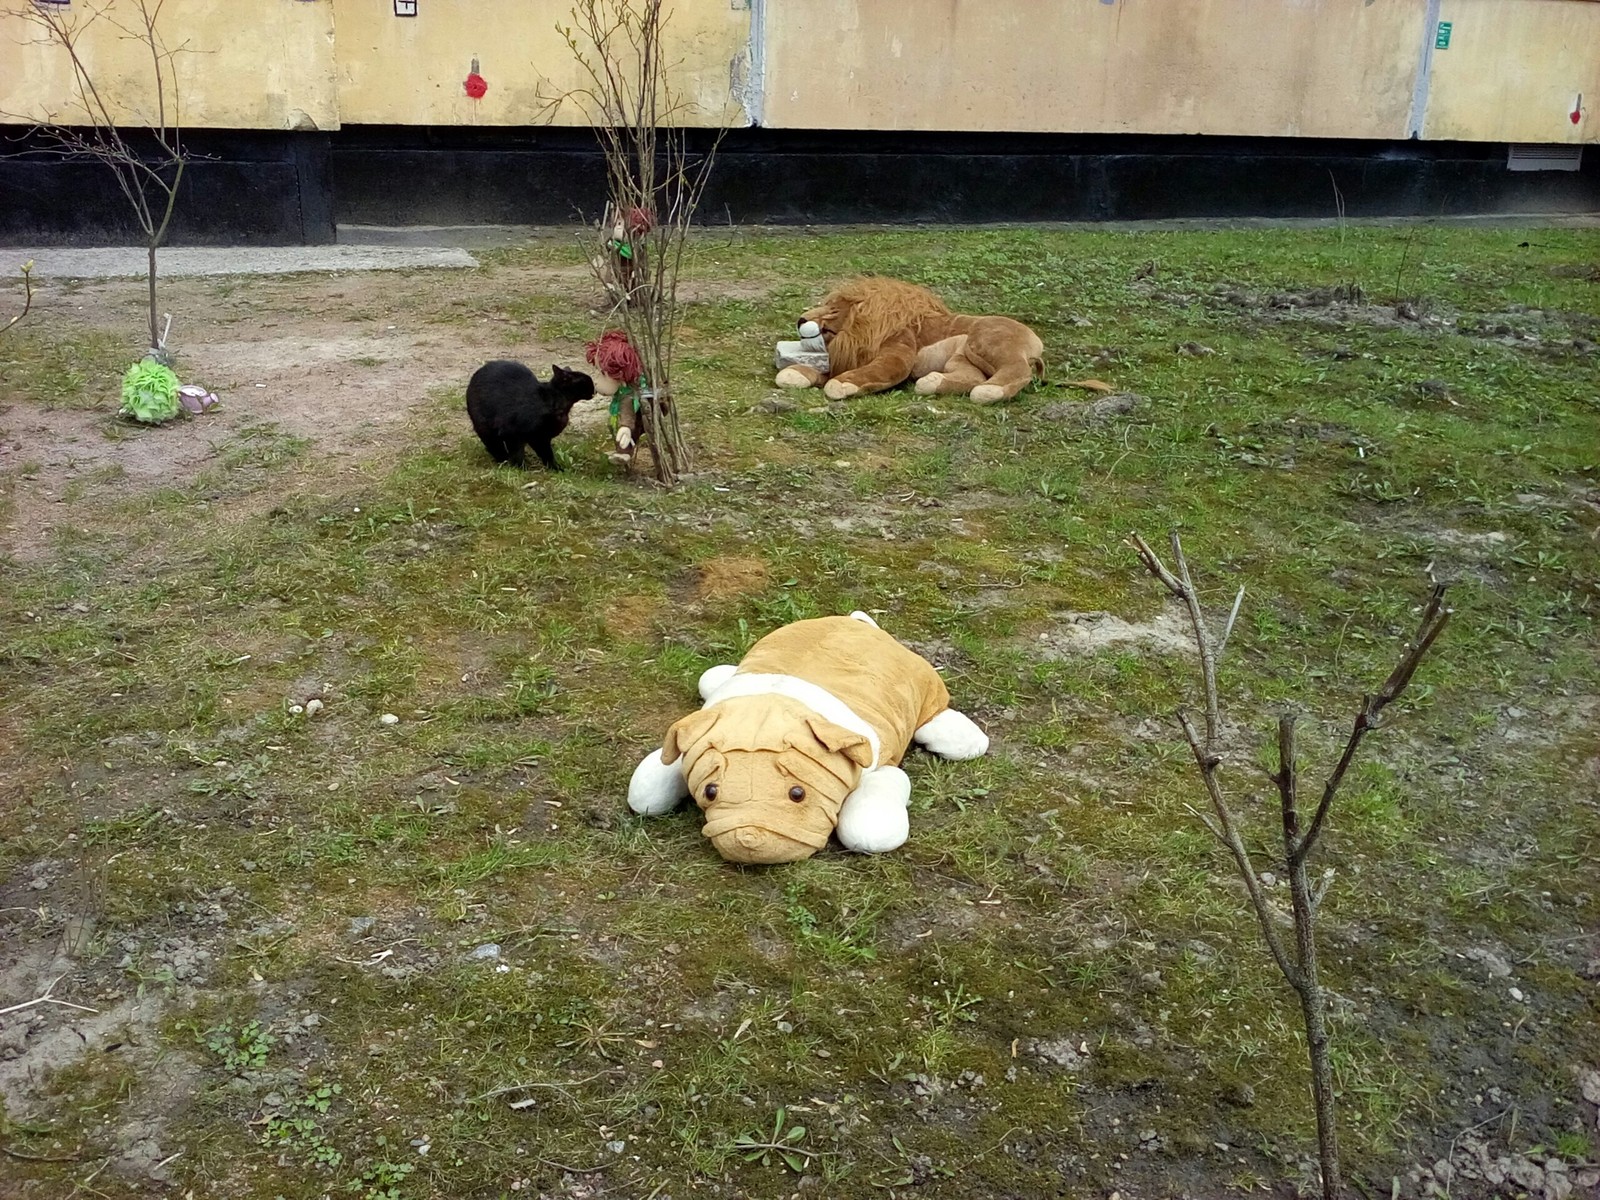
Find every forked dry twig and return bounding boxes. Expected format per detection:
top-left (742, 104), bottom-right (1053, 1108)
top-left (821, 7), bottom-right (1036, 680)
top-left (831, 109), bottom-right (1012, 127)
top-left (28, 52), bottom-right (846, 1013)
top-left (1129, 530), bottom-right (1451, 1200)
top-left (0, 972), bottom-right (101, 1018)
top-left (2, 261), bottom-right (34, 336)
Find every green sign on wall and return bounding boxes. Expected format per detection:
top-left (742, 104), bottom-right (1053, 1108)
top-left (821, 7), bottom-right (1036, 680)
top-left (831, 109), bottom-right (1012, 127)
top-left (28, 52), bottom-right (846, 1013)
top-left (1435, 21), bottom-right (1453, 49)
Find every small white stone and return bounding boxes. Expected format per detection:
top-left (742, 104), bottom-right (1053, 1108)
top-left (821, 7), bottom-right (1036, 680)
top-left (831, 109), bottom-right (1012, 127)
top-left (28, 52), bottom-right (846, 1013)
top-left (288, 704), bottom-right (304, 715)
top-left (380, 713), bottom-right (400, 726)
top-left (1509, 987), bottom-right (1526, 1002)
top-left (304, 698), bottom-right (324, 716)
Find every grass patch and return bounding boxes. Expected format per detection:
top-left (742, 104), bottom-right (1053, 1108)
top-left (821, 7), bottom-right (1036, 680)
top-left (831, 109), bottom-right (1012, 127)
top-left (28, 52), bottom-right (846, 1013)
top-left (1, 223), bottom-right (1597, 1199)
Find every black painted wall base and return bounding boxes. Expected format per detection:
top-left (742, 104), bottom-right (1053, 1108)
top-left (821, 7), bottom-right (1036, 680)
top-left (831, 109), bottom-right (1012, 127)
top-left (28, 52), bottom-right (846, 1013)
top-left (2, 125), bottom-right (1595, 246)
top-left (0, 129), bottom-right (332, 247)
top-left (335, 127), bottom-right (1600, 229)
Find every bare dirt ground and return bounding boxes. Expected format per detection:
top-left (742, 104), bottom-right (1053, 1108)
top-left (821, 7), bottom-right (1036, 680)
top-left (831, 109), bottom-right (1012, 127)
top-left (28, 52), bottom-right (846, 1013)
top-left (0, 263), bottom-right (634, 561)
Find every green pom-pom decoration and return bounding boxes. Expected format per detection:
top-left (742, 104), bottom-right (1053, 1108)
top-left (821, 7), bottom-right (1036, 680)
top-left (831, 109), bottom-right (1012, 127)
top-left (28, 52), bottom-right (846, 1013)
top-left (120, 359), bottom-right (181, 425)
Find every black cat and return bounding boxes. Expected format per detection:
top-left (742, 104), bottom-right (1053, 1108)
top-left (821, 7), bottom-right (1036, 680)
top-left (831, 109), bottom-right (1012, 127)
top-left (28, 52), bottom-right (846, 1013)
top-left (465, 361), bottom-right (596, 470)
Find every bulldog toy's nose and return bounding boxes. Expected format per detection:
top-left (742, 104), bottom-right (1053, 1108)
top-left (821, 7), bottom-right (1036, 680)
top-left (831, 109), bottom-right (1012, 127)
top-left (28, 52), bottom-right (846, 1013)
top-left (709, 825), bottom-right (818, 865)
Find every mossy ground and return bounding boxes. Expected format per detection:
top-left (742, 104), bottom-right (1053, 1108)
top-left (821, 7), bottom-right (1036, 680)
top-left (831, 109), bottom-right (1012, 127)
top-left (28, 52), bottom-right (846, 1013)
top-left (1, 223), bottom-right (1598, 1199)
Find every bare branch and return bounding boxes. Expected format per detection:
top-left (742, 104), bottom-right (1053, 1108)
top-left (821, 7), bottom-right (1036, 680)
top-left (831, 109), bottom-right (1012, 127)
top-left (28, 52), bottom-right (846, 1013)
top-left (1277, 713), bottom-right (1301, 857)
top-left (547, 0), bottom-right (725, 484)
top-left (1175, 709), bottom-right (1303, 990)
top-left (1, 261), bottom-right (35, 336)
top-left (1310, 868), bottom-right (1334, 915)
top-left (1127, 532), bottom-right (1221, 751)
top-left (1217, 585), bottom-right (1247, 658)
top-left (1135, 526), bottom-right (1453, 1200)
top-left (0, 972), bottom-right (100, 1017)
top-left (1292, 585), bottom-right (1452, 864)
top-left (9, 0), bottom-right (191, 349)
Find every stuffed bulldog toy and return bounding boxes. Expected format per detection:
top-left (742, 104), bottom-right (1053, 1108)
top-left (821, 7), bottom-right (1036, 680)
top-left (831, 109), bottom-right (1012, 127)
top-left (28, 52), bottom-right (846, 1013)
top-left (627, 612), bottom-right (989, 864)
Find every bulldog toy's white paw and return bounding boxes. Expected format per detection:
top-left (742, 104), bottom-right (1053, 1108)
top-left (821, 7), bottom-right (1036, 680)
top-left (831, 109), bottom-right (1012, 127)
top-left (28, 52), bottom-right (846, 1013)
top-left (627, 749), bottom-right (689, 816)
top-left (836, 766), bottom-right (911, 854)
top-left (848, 610), bottom-right (879, 628)
top-left (774, 367), bottom-right (813, 389)
top-left (823, 379), bottom-right (859, 401)
top-left (970, 384), bottom-right (1006, 404)
top-left (914, 372), bottom-right (944, 395)
top-left (914, 709), bottom-right (989, 760)
top-left (697, 664), bottom-right (738, 701)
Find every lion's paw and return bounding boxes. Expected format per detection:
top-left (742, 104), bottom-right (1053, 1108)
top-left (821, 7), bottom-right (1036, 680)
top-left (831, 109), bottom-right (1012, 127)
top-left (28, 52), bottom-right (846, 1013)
top-left (970, 384), bottom-right (1006, 404)
top-left (914, 373), bottom-right (944, 395)
top-left (824, 379), bottom-right (859, 401)
top-left (774, 368), bottom-right (813, 389)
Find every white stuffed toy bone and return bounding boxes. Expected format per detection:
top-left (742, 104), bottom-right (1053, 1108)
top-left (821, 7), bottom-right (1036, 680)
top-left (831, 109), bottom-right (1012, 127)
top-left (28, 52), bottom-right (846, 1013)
top-left (773, 319), bottom-right (831, 375)
top-left (627, 612), bottom-right (989, 864)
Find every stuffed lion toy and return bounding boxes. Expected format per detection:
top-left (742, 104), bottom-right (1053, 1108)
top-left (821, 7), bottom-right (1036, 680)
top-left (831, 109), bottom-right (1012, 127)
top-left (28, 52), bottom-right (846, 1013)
top-left (773, 276), bottom-right (1044, 405)
top-left (627, 612), bottom-right (989, 864)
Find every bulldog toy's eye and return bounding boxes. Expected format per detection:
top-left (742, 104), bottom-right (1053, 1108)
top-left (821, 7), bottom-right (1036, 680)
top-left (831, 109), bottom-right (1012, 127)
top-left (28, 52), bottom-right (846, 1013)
top-left (704, 783), bottom-right (719, 801)
top-left (788, 785), bottom-right (805, 802)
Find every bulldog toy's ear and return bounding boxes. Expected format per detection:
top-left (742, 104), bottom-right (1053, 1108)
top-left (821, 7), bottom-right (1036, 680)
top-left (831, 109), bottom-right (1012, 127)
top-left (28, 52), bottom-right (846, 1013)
top-left (662, 708), bottom-right (721, 765)
top-left (803, 714), bottom-right (874, 768)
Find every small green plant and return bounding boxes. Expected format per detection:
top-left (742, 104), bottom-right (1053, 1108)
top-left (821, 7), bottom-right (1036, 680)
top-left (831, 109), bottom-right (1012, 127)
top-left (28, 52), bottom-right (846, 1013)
top-left (732, 1106), bottom-right (812, 1173)
top-left (1037, 475), bottom-right (1075, 504)
top-left (348, 1156), bottom-right (416, 1200)
top-left (871, 1134), bottom-right (956, 1188)
top-left (1552, 1131), bottom-right (1593, 1162)
top-left (925, 985), bottom-right (984, 1025)
top-left (781, 881), bottom-right (880, 964)
top-left (261, 1082), bottom-right (345, 1169)
top-left (203, 1020), bottom-right (273, 1073)
top-left (187, 752), bottom-right (275, 801)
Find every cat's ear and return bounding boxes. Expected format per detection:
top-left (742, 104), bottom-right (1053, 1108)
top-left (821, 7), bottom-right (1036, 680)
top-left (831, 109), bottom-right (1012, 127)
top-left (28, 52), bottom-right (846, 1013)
top-left (551, 364), bottom-right (564, 378)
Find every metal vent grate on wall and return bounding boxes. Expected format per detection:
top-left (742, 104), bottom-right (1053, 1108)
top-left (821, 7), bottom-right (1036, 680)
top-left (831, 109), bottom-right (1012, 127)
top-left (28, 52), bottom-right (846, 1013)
top-left (1506, 144), bottom-right (1584, 172)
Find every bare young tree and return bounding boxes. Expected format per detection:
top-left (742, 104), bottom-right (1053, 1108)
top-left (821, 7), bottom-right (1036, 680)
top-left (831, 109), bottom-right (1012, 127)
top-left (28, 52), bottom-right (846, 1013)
top-left (544, 0), bottom-right (724, 485)
top-left (5, 0), bottom-right (188, 354)
top-left (1129, 531), bottom-right (1451, 1200)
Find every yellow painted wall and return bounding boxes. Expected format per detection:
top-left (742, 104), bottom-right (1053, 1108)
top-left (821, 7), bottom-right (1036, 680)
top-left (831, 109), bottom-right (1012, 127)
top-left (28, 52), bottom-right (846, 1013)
top-left (0, 0), bottom-right (337, 131)
top-left (330, 0), bottom-right (749, 127)
top-left (1423, 0), bottom-right (1599, 143)
top-left (759, 0), bottom-right (1428, 139)
top-left (0, 0), bottom-right (747, 130)
top-left (1, 0), bottom-right (1596, 143)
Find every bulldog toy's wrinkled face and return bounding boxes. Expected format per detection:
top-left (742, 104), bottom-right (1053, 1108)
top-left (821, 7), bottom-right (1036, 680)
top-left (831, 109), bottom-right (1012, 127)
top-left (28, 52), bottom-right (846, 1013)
top-left (661, 696), bottom-right (873, 864)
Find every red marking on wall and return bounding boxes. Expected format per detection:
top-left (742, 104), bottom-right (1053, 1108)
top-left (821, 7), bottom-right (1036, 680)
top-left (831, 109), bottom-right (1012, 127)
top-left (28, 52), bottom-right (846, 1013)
top-left (465, 72), bottom-right (488, 99)
top-left (1572, 94), bottom-right (1584, 125)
